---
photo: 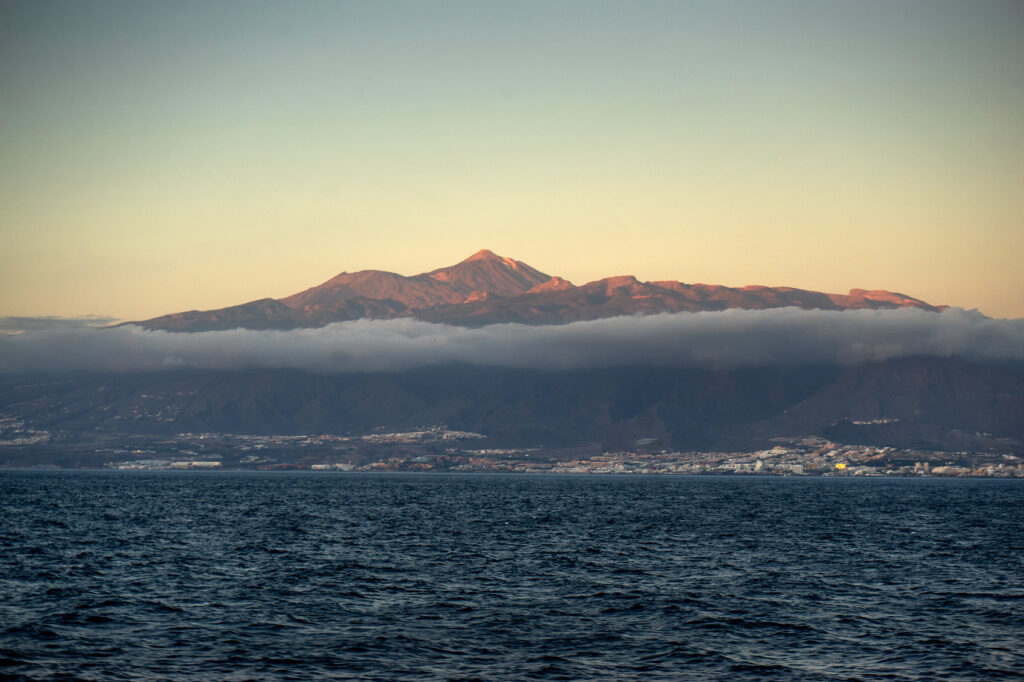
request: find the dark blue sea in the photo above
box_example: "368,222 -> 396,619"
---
1,472 -> 1022,680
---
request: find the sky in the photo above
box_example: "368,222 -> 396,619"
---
2,0 -> 1022,321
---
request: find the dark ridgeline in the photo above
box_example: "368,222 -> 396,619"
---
1,472 -> 1022,680
2,357 -> 1023,459
132,249 -> 943,331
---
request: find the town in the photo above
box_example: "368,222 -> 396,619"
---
1,414 -> 1020,476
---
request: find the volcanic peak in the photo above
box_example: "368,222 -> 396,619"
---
461,248 -> 502,263
134,250 -> 946,331
422,249 -> 550,295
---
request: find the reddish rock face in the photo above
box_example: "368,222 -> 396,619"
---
278,249 -> 551,313
420,249 -> 551,298
527,277 -> 575,294
134,250 -> 945,331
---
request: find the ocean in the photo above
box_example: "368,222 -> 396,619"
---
1,471 -> 1022,680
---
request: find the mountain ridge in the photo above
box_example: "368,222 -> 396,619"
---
135,250 -> 944,331
3,357 -> 1020,454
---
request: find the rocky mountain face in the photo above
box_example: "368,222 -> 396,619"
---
280,249 -> 551,312
135,250 -> 942,331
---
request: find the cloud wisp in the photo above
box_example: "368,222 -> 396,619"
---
0,315 -> 119,335
0,308 -> 1021,375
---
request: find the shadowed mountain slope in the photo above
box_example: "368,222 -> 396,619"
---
2,358 -> 1020,452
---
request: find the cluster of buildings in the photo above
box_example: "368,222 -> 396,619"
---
112,459 -> 221,470
531,444 -> 1023,477
337,435 -> 1021,477
360,427 -> 486,444
287,438 -> 1022,477
0,415 -> 50,446
1,412 -> 1018,477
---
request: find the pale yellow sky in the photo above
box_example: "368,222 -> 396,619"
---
1,2 -> 1022,320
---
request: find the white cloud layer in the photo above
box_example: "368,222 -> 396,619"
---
0,308 -> 1022,374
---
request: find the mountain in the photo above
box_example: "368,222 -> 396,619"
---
3,247 -> 1015,459
280,249 -> 551,312
3,358 -> 1021,454
134,250 -> 942,331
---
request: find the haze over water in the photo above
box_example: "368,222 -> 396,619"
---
2,471 -> 1021,680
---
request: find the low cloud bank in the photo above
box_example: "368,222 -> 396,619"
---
0,315 -> 118,334
0,308 -> 1021,374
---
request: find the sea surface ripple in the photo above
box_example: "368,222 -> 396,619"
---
1,472 -> 1022,680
